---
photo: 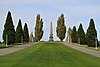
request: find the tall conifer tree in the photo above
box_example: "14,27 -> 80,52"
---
86,19 -> 97,47
23,23 -> 29,42
56,14 -> 66,41
78,24 -> 86,44
71,26 -> 78,43
15,19 -> 23,43
3,11 -> 15,45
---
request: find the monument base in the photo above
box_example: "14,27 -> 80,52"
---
49,37 -> 53,41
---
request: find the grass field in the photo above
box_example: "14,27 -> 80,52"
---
0,44 -> 7,49
0,44 -> 16,49
0,42 -> 100,67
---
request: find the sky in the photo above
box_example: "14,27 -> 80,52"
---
0,0 -> 100,41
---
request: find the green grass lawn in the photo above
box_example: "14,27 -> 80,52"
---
0,42 -> 100,67
0,44 -> 17,49
0,44 -> 7,49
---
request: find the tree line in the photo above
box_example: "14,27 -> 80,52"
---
2,11 -> 66,45
2,11 -> 44,45
71,19 -> 99,47
2,11 -> 99,47
3,11 -> 29,45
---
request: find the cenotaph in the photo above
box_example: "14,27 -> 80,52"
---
49,22 -> 54,41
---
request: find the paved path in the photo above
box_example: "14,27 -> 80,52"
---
0,42 -> 37,56
63,42 -> 100,58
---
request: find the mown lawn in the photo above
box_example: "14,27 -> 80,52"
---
0,44 -> 7,49
0,44 -> 17,49
0,42 -> 100,67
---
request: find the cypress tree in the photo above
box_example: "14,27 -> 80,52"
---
86,19 -> 97,47
3,11 -> 15,45
56,13 -> 66,41
15,19 -> 24,43
23,23 -> 29,42
71,26 -> 78,43
77,24 -> 86,44
35,14 -> 40,41
35,14 -> 44,41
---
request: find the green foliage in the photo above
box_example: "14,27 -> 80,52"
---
2,11 -> 15,45
71,26 -> 78,43
97,39 -> 100,47
35,14 -> 44,41
77,24 -> 86,44
86,19 -> 98,47
39,19 -> 44,40
0,42 -> 100,67
15,19 -> 24,43
56,13 -> 66,41
23,23 -> 29,42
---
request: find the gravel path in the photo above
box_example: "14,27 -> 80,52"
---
63,42 -> 100,58
0,42 -> 37,56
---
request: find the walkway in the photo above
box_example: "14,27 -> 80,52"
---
0,42 -> 37,56
63,42 -> 100,58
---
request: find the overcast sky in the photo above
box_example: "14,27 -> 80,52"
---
0,0 -> 100,41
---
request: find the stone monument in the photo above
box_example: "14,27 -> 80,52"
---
49,22 -> 54,41
29,32 -> 33,42
67,27 -> 72,43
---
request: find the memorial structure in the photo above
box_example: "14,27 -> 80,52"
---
67,27 -> 72,43
29,32 -> 33,42
49,22 -> 54,41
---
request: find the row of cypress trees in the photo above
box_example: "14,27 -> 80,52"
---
15,19 -> 29,43
3,12 -> 66,43
3,11 -> 98,47
3,11 -> 29,45
71,19 -> 99,47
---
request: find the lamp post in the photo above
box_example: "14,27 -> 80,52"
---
95,37 -> 97,50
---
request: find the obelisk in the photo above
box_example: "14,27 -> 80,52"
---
49,22 -> 54,41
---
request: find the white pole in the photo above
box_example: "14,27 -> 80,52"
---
95,37 -> 97,50
6,35 -> 8,47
